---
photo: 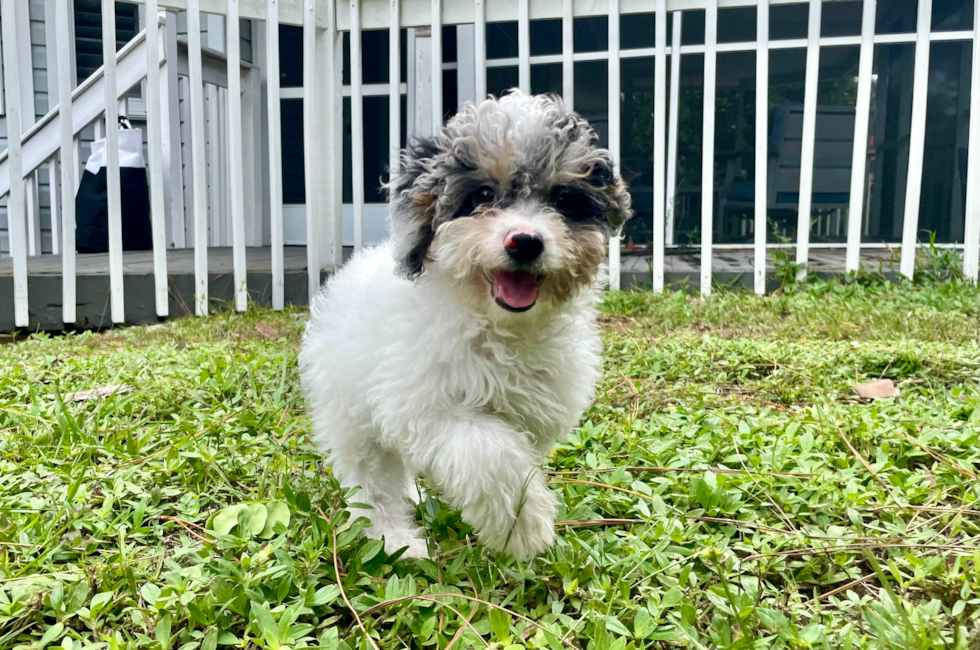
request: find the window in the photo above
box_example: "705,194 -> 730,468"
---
673,54 -> 705,244
530,20 -> 562,56
718,7 -> 757,43
714,51 -> 757,244
487,22 -> 518,59
810,45 -> 861,243
574,16 -> 608,53
876,0 -> 918,34
863,43 -> 916,242
681,10 -> 705,46
821,1 -> 862,37
531,64 -> 563,96
767,49 -> 807,240
932,0 -> 975,31
574,61 -> 609,147
919,41 -> 973,243
770,4 -> 809,40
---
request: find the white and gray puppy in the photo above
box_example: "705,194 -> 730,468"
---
300,91 -> 632,559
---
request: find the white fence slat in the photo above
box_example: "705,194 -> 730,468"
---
390,0 -> 401,177
963,0 -> 980,281
49,161 -> 61,255
330,1 -> 344,266
794,0 -> 822,281
188,0 -> 211,314
165,13 -> 186,249
562,0 -> 572,109
652,0 -> 667,293
754,0 -> 769,295
700,1 -> 717,296
27,176 -> 40,256
607,0 -> 621,290
2,0 -> 28,327
474,0 -> 486,100
103,0 -> 126,323
267,0 -> 285,308
431,0 -> 442,132
304,0 -> 321,301
351,0 -> 365,250
665,11 -> 681,246
56,0 -> 77,323
146,1 -> 169,317
900,0 -> 933,279
227,0 -> 249,310
518,0 -> 530,93
74,135 -> 82,193
845,0 -> 876,274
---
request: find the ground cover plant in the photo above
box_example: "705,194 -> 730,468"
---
0,271 -> 977,649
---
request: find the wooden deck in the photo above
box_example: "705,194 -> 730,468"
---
0,246 -> 902,331
0,247 -> 342,331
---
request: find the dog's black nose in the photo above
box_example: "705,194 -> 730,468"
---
505,232 -> 544,264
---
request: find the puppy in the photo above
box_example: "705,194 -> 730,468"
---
300,91 -> 632,559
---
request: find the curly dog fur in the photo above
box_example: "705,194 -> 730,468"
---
300,91 -> 632,559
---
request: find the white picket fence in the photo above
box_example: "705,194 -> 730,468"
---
2,0 -> 979,329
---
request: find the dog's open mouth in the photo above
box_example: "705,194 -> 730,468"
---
490,270 -> 543,312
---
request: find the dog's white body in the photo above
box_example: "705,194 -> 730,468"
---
300,242 -> 601,558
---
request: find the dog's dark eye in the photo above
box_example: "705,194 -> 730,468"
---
471,186 -> 495,206
456,186 -> 497,218
551,187 -> 598,222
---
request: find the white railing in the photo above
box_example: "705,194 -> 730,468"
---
1,0 -> 979,330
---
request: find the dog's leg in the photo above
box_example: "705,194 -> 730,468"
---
332,441 -> 429,559
406,411 -> 557,559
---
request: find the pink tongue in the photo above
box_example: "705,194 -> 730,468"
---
493,270 -> 538,309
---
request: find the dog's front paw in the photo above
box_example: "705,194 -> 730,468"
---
503,484 -> 557,559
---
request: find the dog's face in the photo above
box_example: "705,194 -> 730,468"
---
387,91 -> 632,318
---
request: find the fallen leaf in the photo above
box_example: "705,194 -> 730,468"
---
855,379 -> 899,399
64,384 -> 135,402
255,324 -> 279,339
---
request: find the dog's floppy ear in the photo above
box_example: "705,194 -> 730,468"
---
588,154 -> 634,235
387,136 -> 444,279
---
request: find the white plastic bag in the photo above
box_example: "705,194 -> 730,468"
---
84,128 -> 146,174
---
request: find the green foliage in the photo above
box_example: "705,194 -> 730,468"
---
0,279 -> 976,648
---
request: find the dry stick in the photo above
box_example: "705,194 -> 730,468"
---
810,574 -> 876,603
829,415 -> 892,493
865,505 -> 980,516
359,593 -> 579,649
891,429 -> 979,481
729,425 -> 799,534
127,407 -> 245,466
548,478 -> 682,515
688,516 -> 794,536
332,529 -> 382,650
905,511 -> 947,534
0,553 -> 167,584
555,518 -> 643,528
546,467 -> 813,479
162,516 -> 215,547
551,480 -> 793,536
444,578 -> 485,650
741,543 -> 978,563
412,597 -> 489,649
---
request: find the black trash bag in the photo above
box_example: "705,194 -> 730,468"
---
76,122 -> 152,253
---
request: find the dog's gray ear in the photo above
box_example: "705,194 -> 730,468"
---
387,136 -> 444,279
588,155 -> 634,234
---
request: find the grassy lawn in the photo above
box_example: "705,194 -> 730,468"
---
0,275 -> 977,649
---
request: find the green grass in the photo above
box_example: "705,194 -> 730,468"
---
0,275 -> 977,649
